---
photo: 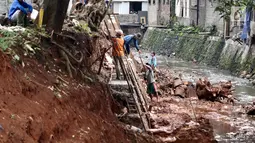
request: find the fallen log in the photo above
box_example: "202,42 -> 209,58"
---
147,128 -> 172,136
186,86 -> 197,98
175,86 -> 186,98
174,78 -> 183,88
196,88 -> 216,101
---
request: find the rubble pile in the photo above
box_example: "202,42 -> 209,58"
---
156,69 -> 236,103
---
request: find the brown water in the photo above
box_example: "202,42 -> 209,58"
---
134,52 -> 255,142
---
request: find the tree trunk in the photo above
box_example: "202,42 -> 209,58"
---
43,0 -> 69,32
53,0 -> 70,32
43,0 -> 57,31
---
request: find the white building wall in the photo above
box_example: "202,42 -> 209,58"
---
204,0 -> 224,32
175,0 -> 182,17
113,2 -> 121,13
183,0 -> 189,18
120,2 -> 130,14
142,2 -> 148,11
148,0 -> 158,25
112,2 -> 130,14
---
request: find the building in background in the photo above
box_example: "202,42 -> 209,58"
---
175,0 -> 205,26
174,0 -> 244,37
148,0 -> 170,25
112,0 -> 148,24
112,0 -> 148,14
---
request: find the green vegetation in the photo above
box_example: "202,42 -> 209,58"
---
0,30 -> 17,51
172,24 -> 204,35
215,0 -> 255,21
0,28 -> 47,65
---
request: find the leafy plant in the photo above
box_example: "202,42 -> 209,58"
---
0,30 -> 17,51
215,0 -> 255,21
172,22 -> 204,36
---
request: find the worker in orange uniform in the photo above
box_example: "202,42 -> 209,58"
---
112,30 -> 125,80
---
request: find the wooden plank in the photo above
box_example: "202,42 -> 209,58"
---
126,59 -> 148,111
118,57 -> 149,131
129,57 -> 149,107
105,14 -> 149,130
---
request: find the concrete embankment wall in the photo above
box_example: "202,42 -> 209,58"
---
142,27 -> 255,74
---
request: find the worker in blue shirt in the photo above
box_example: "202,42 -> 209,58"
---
150,52 -> 157,70
124,33 -> 142,55
8,0 -> 33,27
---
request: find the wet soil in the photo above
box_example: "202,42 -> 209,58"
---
0,45 -> 162,143
130,58 -> 217,142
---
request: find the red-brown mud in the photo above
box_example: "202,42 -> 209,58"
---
0,46 -> 161,143
138,68 -> 232,143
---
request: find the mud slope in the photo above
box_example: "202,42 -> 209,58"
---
0,48 -> 154,143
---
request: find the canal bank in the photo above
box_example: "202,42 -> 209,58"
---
132,51 -> 255,142
142,27 -> 255,75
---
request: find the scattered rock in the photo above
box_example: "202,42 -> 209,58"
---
246,106 -> 255,115
240,71 -> 247,78
0,125 -> 3,132
246,74 -> 252,79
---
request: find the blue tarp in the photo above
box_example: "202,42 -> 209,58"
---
241,7 -> 252,40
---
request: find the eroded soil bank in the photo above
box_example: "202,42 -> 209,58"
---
0,49 -> 140,142
0,26 -> 163,142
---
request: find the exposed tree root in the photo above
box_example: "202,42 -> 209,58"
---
60,50 -> 73,78
51,41 -> 83,64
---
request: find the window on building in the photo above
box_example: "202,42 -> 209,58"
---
113,2 -> 120,14
163,0 -> 165,5
181,7 -> 184,17
149,0 -> 151,5
153,0 -> 155,5
166,0 -> 169,5
158,0 -> 161,4
130,2 -> 142,14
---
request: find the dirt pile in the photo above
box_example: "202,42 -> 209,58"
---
0,26 -> 162,142
0,48 -> 125,142
171,117 -> 217,143
147,96 -> 217,143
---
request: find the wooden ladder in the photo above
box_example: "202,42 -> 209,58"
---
104,15 -> 150,131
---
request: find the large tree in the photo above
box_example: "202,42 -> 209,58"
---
42,0 -> 70,32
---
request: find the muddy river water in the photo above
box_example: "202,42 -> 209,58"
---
134,52 -> 255,143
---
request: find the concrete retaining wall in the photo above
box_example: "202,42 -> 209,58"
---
116,14 -> 139,23
142,27 -> 254,74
